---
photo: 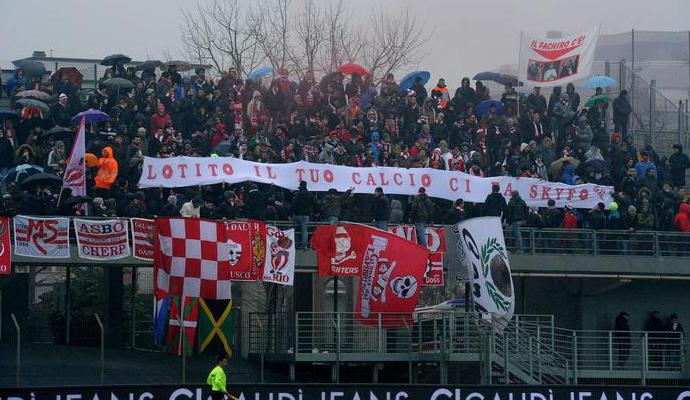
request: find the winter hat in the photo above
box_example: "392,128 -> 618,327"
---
607,202 -> 619,211
167,195 -> 177,205
519,143 -> 529,152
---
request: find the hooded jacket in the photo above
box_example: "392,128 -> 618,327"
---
5,69 -> 30,97
94,147 -> 119,189
674,203 -> 690,233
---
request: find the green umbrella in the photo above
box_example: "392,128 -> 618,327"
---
584,94 -> 610,108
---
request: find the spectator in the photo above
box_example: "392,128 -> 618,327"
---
634,151 -> 657,182
565,83 -> 580,112
668,144 -> 690,188
526,205 -> 544,229
444,199 -> 465,225
160,194 -> 180,216
613,311 -> 631,368
371,187 -> 390,230
389,198 -> 404,224
587,203 -> 606,230
505,191 -> 528,253
219,191 -> 242,219
291,181 -> 315,250
562,204 -> 578,228
0,129 -> 13,175
483,183 -> 506,218
612,90 -> 632,139
667,314 -> 684,368
645,311 -> 666,368
47,140 -> 67,174
94,146 -> 118,194
180,197 -> 201,218
409,187 -> 435,246
541,199 -> 562,228
526,87 -> 547,116
674,203 -> 690,232
322,188 -> 352,225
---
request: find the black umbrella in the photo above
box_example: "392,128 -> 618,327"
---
41,126 -> 73,140
103,78 -> 134,89
12,59 -> 46,78
15,98 -> 50,112
578,159 -> 610,175
101,54 -> 132,66
135,60 -> 163,71
3,164 -> 44,184
61,195 -> 92,207
15,90 -> 52,101
165,60 -> 193,71
212,140 -> 234,156
0,110 -> 19,120
20,172 -> 62,187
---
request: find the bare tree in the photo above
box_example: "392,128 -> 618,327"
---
289,0 -> 325,77
318,0 -> 364,74
248,0 -> 293,73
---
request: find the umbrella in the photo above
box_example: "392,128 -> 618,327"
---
15,98 -> 50,112
586,75 -> 616,89
41,126 -> 73,140
472,71 -> 501,81
15,90 -> 52,101
50,67 -> 83,86
135,60 -> 163,71
85,153 -> 99,167
0,110 -> 19,120
495,74 -> 523,87
319,71 -> 344,91
400,71 -> 431,90
72,108 -> 110,124
101,54 -> 131,66
3,164 -> 44,184
578,159 -> 610,175
338,63 -> 367,76
584,94 -> 610,108
548,157 -> 581,178
103,78 -> 134,89
12,59 -> 46,78
247,65 -> 273,81
20,172 -> 62,187
212,140 -> 234,156
476,99 -> 504,117
61,195 -> 92,207
165,60 -> 193,71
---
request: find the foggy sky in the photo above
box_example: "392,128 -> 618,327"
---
2,0 -> 689,87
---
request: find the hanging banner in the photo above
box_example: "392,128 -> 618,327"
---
139,157 -> 612,209
263,227 -> 295,286
13,216 -> 70,258
311,224 -> 368,277
225,220 -> 267,281
131,218 -> 154,261
457,217 -> 515,327
388,225 -> 417,242
423,227 -> 446,287
0,217 -> 11,274
519,26 -> 600,87
74,219 -> 130,260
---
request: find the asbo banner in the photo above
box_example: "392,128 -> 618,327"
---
74,219 -> 131,260
519,26 -> 600,87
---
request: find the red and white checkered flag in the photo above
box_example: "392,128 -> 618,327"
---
154,218 -> 232,300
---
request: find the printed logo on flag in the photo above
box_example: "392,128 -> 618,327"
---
131,218 -> 154,261
263,227 -> 295,286
423,227 -> 446,287
14,216 -> 70,258
74,219 -> 130,260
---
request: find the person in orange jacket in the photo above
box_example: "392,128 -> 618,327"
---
431,78 -> 450,109
94,146 -> 118,190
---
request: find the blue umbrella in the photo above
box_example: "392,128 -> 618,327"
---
476,99 -> 504,118
400,71 -> 430,90
472,71 -> 501,81
72,108 -> 110,124
586,75 -> 616,89
248,65 -> 273,81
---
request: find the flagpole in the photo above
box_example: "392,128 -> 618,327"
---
180,295 -> 186,384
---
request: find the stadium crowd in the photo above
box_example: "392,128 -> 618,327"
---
0,61 -> 689,243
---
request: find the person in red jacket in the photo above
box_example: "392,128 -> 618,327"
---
150,102 -> 172,134
674,203 -> 690,232
562,204 -> 579,229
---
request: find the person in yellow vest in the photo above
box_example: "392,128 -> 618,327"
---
207,354 -> 229,400
94,146 -> 118,190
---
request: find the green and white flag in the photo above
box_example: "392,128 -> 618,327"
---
456,217 -> 515,327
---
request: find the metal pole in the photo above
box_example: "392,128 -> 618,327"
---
131,267 -> 137,348
11,314 -> 20,387
94,313 -> 104,384
93,64 -> 98,89
65,266 -> 71,345
179,300 -> 186,384
650,79 -> 656,142
679,101 -> 684,145
642,333 -> 648,385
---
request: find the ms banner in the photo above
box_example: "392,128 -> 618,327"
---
3,384 -> 690,400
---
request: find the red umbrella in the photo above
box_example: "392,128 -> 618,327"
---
338,63 -> 368,76
50,67 -> 83,86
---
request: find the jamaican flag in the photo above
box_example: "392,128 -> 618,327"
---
198,298 -> 233,355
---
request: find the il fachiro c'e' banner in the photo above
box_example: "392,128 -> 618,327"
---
519,26 -> 600,87
139,157 -> 612,209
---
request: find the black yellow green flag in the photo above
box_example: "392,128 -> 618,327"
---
198,298 -> 233,355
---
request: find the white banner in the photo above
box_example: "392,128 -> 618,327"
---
74,219 -> 130,260
519,26 -> 600,87
13,216 -> 71,258
457,217 -> 514,326
139,157 -> 612,209
263,227 -> 295,286
61,116 -> 87,212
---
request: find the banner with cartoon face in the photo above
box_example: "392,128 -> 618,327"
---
263,227 -> 295,286
456,217 -> 515,326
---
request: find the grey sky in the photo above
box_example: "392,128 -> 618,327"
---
2,0 -> 689,85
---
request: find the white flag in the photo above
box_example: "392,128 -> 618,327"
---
62,116 -> 87,208
518,26 -> 600,87
456,217 -> 514,327
263,227 -> 295,286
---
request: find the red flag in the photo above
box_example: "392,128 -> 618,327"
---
131,218 -> 154,261
0,217 -> 10,274
311,224 -> 367,276
167,295 -> 199,355
226,220 -> 267,281
355,227 -> 429,328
